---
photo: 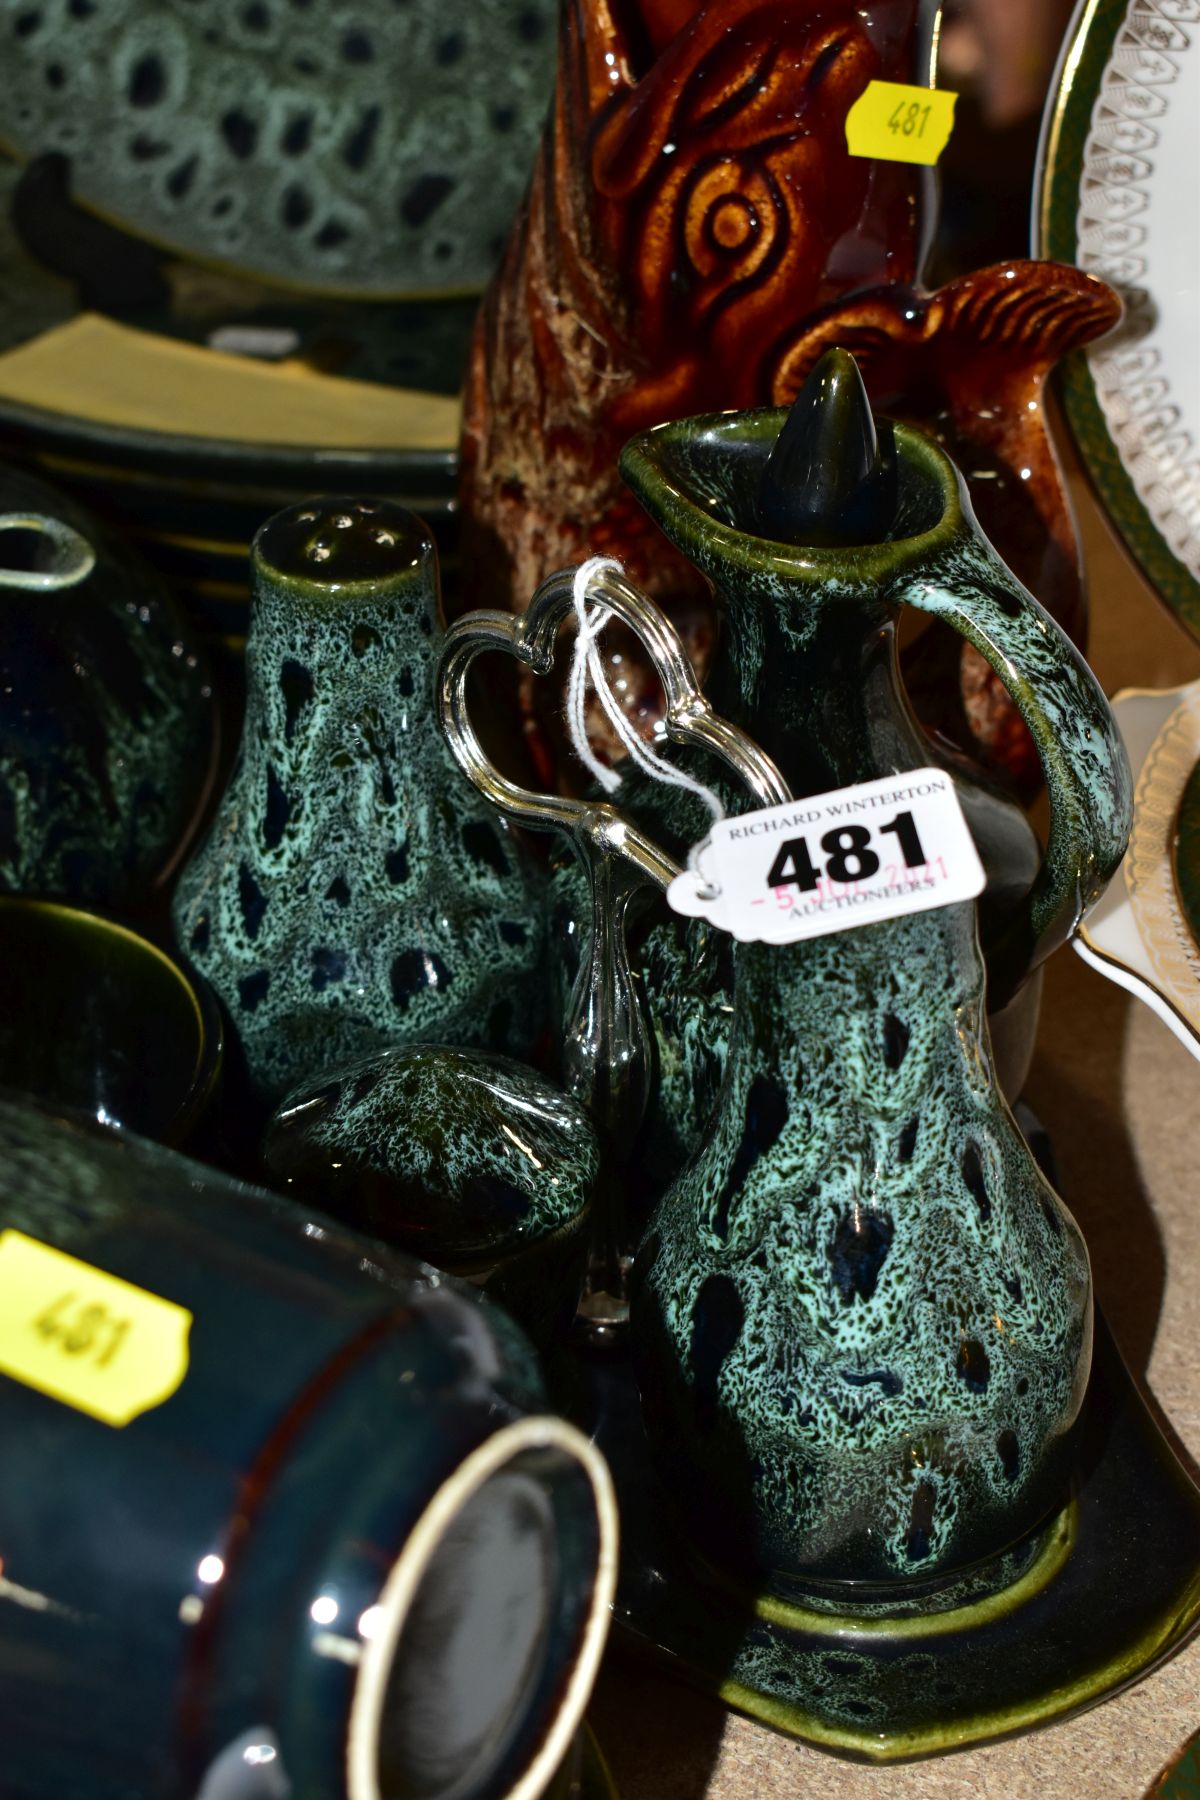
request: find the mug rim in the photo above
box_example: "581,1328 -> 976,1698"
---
0,510 -> 96,592
345,1414 -> 618,1800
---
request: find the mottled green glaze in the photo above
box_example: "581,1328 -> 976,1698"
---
634,903 -> 1093,1588
264,1045 -> 597,1345
619,406 -> 1132,1006
0,463 -> 216,906
619,401 -> 1132,1590
173,498 -> 545,1104
0,0 -> 554,296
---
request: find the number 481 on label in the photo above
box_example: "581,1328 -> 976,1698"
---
666,769 -> 985,946
0,1231 -> 192,1427
766,810 -> 932,891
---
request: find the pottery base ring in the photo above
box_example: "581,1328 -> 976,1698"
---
347,1416 -> 618,1800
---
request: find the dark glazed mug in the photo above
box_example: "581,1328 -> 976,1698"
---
0,1101 -> 616,1799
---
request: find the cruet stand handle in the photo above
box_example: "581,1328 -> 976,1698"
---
437,564 -> 791,1330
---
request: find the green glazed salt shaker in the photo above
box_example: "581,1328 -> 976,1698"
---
618,357 -> 1132,1593
173,498 -> 547,1105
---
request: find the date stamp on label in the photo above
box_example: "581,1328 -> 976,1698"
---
668,768 -> 984,945
0,1231 -> 192,1427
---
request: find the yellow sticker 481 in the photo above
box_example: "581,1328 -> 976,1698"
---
0,1230 -> 191,1426
845,81 -> 957,166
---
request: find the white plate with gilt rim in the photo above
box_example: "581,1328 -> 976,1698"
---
1075,681 -> 1200,1057
1036,0 -> 1200,633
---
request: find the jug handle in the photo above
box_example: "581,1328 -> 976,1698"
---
0,512 -> 95,591
890,533 -> 1133,1007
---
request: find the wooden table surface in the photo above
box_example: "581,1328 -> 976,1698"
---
588,449 -> 1200,1800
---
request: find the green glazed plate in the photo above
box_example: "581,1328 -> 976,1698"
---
0,0 -> 554,297
1035,0 -> 1200,633
575,1313 -> 1200,1761
0,160 -> 463,636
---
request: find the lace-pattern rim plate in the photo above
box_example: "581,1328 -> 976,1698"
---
1036,0 -> 1200,633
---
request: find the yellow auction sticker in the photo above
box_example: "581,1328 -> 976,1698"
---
845,81 -> 957,166
0,1230 -> 192,1426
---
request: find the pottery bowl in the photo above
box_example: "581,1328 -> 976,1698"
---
0,896 -> 221,1143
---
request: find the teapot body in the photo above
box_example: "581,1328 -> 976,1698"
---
0,465 -> 217,907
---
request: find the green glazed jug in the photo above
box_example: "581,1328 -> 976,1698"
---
173,498 -> 547,1106
617,359 -> 1131,1592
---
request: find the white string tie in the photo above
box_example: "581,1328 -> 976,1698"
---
566,556 -> 726,835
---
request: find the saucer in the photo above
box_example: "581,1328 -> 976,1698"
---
1075,683 -> 1200,1060
571,1313 -> 1200,1761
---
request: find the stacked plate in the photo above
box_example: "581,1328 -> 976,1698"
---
1038,0 -> 1200,1052
0,157 -> 474,638
0,0 -> 559,636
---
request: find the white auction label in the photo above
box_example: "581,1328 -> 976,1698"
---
668,767 -> 984,945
